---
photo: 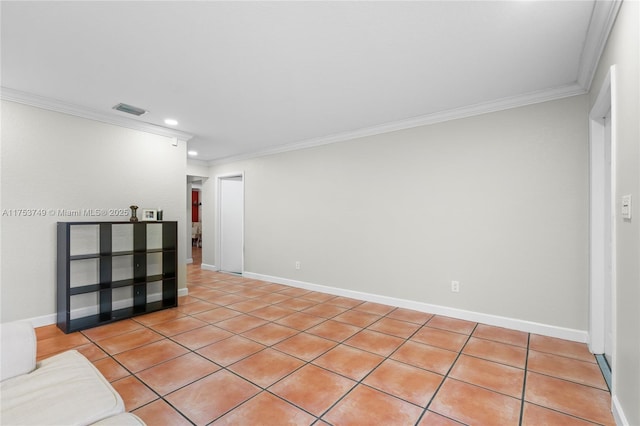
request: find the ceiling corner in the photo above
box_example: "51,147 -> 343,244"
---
576,0 -> 623,91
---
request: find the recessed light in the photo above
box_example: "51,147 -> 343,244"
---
164,118 -> 178,126
188,151 -> 198,156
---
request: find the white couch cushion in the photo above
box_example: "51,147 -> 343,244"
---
0,321 -> 36,381
1,350 -> 124,425
92,413 -> 146,425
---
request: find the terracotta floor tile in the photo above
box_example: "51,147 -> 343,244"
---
132,309 -> 186,327
527,350 -> 608,390
472,324 -> 529,347
97,328 -> 164,355
111,375 -> 158,411
344,329 -> 405,357
149,316 -> 208,337
249,305 -> 296,321
229,348 -> 304,388
241,323 -> 299,346
387,307 -> 434,325
75,342 -> 108,361
522,402 -> 599,426
269,364 -> 356,416
228,299 -> 270,313
197,335 -> 265,366
81,319 -> 144,341
417,411 -> 465,426
391,341 -> 458,375
177,295 -> 200,305
192,306 -> 241,323
133,399 -> 193,426
323,384 -> 423,425
525,372 -> 615,425
170,325 -> 233,350
257,292 -> 292,305
313,344 -> 384,381
165,370 -> 260,425
36,332 -> 91,360
430,378 -> 521,426
212,391 -> 316,425
449,354 -> 524,398
462,337 -> 527,368
93,357 -> 130,382
307,320 -> 361,342
275,297 -> 318,311
301,291 -> 336,303
278,287 -> 312,298
326,296 -> 364,309
214,314 -> 268,333
303,303 -> 348,319
529,334 -> 596,363
364,359 -> 443,406
114,339 -> 189,372
275,311 -> 326,331
411,326 -> 468,352
205,293 -> 247,306
35,324 -> 64,340
367,317 -> 421,339
175,300 -> 218,315
353,301 -> 396,315
333,310 -> 381,327
273,333 -> 337,361
426,315 -> 477,335
136,352 -> 219,395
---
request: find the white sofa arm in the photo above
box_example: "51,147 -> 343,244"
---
0,321 -> 36,381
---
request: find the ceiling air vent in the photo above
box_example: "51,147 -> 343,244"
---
113,103 -> 147,116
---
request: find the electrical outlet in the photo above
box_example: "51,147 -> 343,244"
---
295,261 -> 301,270
451,281 -> 460,293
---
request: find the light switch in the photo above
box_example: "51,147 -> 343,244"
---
621,194 -> 632,219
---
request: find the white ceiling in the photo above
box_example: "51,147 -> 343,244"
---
1,1 -> 617,163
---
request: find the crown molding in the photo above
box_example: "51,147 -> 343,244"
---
210,82 -> 586,165
577,0 -> 622,90
1,87 -> 194,141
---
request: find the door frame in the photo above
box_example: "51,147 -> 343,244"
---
588,66 -> 617,375
216,172 -> 245,274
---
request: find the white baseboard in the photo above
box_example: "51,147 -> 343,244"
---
186,258 -> 193,264
243,271 -> 589,343
612,394 -> 629,426
200,263 -> 218,272
24,288 -> 190,328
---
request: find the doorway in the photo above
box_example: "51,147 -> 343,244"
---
589,65 -> 616,387
218,174 -> 244,274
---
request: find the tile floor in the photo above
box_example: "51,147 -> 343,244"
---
36,261 -> 615,425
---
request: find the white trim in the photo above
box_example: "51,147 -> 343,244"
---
243,271 -> 588,343
209,83 -> 586,165
186,258 -> 194,264
1,87 -> 194,141
22,288 -> 189,327
201,263 -> 218,272
577,0 -> 623,90
588,65 -> 617,381
612,395 -> 630,426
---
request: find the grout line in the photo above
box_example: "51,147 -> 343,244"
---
519,332 -> 531,425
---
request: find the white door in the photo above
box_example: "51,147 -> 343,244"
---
603,109 -> 613,366
220,176 -> 243,274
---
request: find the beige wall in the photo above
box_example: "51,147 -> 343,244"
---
206,94 -> 590,333
590,1 -> 640,424
0,101 -> 188,323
